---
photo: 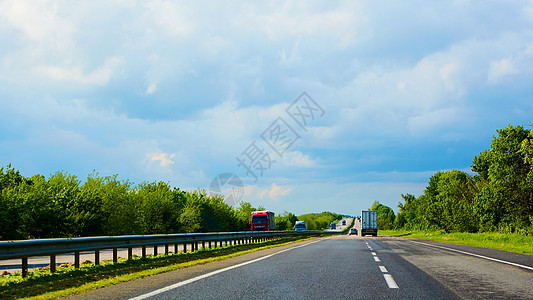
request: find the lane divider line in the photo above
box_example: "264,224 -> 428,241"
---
409,240 -> 533,271
383,274 -> 399,288
365,240 -> 399,289
130,238 -> 328,300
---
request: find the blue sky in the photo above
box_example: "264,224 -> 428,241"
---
1,1 -> 533,216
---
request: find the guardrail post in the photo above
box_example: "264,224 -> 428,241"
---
113,248 -> 118,263
50,255 -> 56,273
142,246 -> 146,258
75,251 -> 80,268
183,243 -> 187,253
128,247 -> 133,259
165,244 -> 169,255
22,257 -> 28,278
95,250 -> 100,265
194,241 -> 198,251
208,241 -> 212,248
174,243 -> 178,253
154,245 -> 158,256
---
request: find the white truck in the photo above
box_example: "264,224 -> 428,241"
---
361,210 -> 378,236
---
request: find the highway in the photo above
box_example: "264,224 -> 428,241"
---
64,235 -> 533,299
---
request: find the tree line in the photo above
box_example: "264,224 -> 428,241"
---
297,212 -> 343,230
0,169 -> 269,240
374,124 -> 533,235
0,165 -> 343,240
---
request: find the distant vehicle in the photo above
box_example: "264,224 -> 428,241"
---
361,210 -> 378,236
342,219 -> 346,226
249,211 -> 275,231
294,221 -> 307,231
349,228 -> 358,235
330,222 -> 336,230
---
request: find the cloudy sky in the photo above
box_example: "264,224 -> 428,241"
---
1,0 -> 532,216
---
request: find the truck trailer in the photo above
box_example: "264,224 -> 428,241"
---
250,211 -> 275,231
361,210 -> 378,236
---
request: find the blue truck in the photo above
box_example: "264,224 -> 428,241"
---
330,222 -> 336,230
294,221 -> 307,231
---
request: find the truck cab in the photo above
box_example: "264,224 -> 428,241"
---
330,222 -> 336,230
250,211 -> 275,231
294,221 -> 307,231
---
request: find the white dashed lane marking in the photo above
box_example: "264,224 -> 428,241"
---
366,240 -> 398,289
383,274 -> 399,288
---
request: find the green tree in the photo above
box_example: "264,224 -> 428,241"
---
96,175 -> 137,235
298,212 -> 342,230
134,181 -> 180,234
370,201 -> 395,230
472,124 -> 532,232
276,211 -> 298,230
425,171 -> 477,232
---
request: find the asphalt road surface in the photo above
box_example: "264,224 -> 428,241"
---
64,235 -> 533,299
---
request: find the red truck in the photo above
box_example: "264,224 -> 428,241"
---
249,211 -> 275,231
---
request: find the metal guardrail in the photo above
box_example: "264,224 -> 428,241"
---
0,230 -> 333,277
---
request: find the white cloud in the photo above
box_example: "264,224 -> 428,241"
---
407,107 -> 462,136
488,57 -> 517,84
146,83 -> 157,95
259,183 -> 292,201
278,151 -> 317,168
0,0 -> 74,41
246,1 -> 364,47
144,0 -> 194,37
37,56 -> 124,85
148,152 -> 176,167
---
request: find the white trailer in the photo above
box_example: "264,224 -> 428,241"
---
361,210 -> 378,236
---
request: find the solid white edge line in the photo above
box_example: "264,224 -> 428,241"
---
409,240 -> 533,271
379,266 -> 388,273
383,274 -> 399,288
130,238 -> 329,300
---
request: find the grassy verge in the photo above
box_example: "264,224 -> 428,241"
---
380,230 -> 533,255
0,235 -> 324,299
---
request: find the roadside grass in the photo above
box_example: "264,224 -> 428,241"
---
380,230 -> 533,255
0,235 -> 324,299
